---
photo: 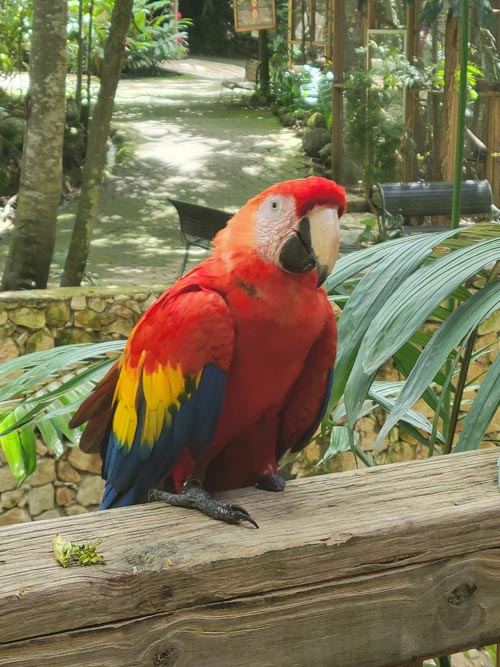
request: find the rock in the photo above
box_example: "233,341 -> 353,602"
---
77,476 -> 105,506
74,309 -> 102,330
29,483 -> 54,516
10,307 -> 46,329
0,338 -> 18,363
102,319 -> 134,337
279,112 -> 296,127
302,128 -> 331,158
71,295 -> 87,310
307,111 -> 327,129
0,507 -> 31,525
55,328 -> 97,345
0,311 -> 7,325
65,504 -> 88,516
478,309 -> 500,336
68,448 -> 102,474
16,330 -> 29,347
46,301 -> 71,327
28,458 -> 56,486
143,295 -> 158,309
87,297 -> 106,313
36,439 -> 49,457
111,304 -> 136,319
57,460 -> 81,483
124,300 -> 142,314
1,488 -> 25,509
26,328 -> 54,353
56,486 -> 76,506
0,466 -> 17,492
33,509 -> 62,521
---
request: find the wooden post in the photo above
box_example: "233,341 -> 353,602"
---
331,0 -> 344,183
2,450 -> 500,665
441,13 -> 459,181
258,30 -> 270,100
404,1 -> 418,181
485,91 -> 500,207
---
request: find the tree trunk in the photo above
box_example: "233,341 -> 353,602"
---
60,0 -> 134,287
1,0 -> 67,291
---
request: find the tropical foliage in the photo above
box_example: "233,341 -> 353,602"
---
322,221 -> 500,466
1,223 -> 500,482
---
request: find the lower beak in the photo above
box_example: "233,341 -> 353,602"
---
279,208 -> 340,286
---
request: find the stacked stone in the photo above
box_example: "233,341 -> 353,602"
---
0,284 -> 164,525
0,285 -> 162,363
0,440 -> 106,525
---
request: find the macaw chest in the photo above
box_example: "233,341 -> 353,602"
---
223,284 -> 328,419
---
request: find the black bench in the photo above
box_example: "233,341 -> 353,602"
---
372,180 -> 497,237
222,59 -> 261,90
168,198 -> 233,277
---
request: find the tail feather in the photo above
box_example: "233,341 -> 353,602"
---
100,481 -> 140,509
70,361 -> 120,453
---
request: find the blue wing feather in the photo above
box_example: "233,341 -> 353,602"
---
100,364 -> 227,509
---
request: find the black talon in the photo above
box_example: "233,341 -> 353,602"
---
228,504 -> 259,529
149,482 -> 259,528
256,472 -> 286,492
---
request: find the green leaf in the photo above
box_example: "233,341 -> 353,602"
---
454,351 -> 500,452
368,387 -> 443,441
0,407 -> 37,483
0,412 -> 27,482
328,229 -> 461,412
374,281 -> 500,450
362,237 -> 500,374
319,426 -> 355,464
37,419 -> 65,459
326,229 -> 459,292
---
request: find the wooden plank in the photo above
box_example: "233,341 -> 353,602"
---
2,450 -> 500,665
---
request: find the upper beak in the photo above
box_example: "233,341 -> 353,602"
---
279,207 -> 340,286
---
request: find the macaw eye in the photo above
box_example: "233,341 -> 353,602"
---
270,199 -> 280,212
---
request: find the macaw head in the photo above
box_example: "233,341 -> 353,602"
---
213,177 -> 346,286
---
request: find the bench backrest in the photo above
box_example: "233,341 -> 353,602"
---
373,180 -> 493,217
245,59 -> 260,83
168,198 -> 232,242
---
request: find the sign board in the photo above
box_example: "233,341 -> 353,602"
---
234,0 -> 276,32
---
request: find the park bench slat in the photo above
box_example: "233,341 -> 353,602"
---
372,180 -> 497,236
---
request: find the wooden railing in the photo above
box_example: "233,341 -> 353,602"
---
1,449 -> 500,666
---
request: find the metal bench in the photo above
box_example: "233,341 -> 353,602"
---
222,59 -> 261,90
372,180 -> 497,237
168,198 -> 233,277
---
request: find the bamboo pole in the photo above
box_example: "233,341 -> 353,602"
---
451,0 -> 469,228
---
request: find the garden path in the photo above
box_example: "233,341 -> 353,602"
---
2,58 -> 367,287
55,58 -> 313,286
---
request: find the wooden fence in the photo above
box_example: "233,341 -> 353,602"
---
1,448 -> 500,666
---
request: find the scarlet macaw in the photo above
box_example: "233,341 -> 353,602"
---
70,177 -> 346,526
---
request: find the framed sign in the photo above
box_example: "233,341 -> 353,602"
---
234,0 -> 276,32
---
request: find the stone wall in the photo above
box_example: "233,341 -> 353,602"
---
0,285 -> 163,525
0,285 -> 499,524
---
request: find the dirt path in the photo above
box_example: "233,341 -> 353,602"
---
53,58 -> 317,287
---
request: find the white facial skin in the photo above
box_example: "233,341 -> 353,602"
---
254,193 -> 340,276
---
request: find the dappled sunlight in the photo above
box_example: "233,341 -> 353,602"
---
0,65 -> 309,287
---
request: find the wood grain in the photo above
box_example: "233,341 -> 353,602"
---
1,449 -> 500,666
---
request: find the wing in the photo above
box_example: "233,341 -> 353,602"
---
276,310 -> 337,459
73,285 -> 234,508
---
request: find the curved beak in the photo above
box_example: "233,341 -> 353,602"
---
279,206 -> 340,286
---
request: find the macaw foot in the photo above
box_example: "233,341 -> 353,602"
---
256,472 -> 286,492
148,479 -> 259,529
